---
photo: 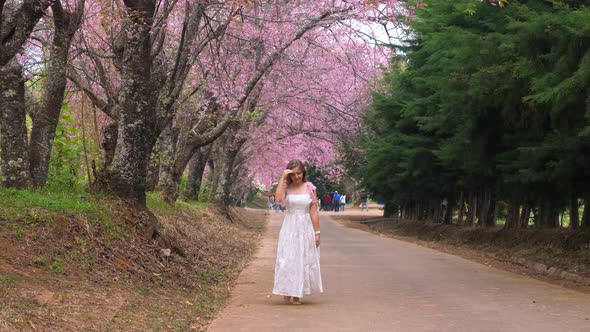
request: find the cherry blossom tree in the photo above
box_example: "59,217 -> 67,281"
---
1,0 -> 52,188
153,0 -> 405,205
1,0 -> 409,206
225,24 -> 389,198
68,0 -> 236,206
0,0 -> 84,188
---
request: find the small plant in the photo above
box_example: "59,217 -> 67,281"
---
0,274 -> 18,288
49,257 -> 64,272
45,105 -> 87,192
22,208 -> 53,225
32,256 -> 64,272
33,256 -> 49,267
12,226 -> 24,239
173,318 -> 188,330
82,310 -> 93,321
74,236 -> 88,252
19,296 -> 44,309
196,269 -> 227,284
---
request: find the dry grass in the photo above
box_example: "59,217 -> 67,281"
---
0,199 -> 267,331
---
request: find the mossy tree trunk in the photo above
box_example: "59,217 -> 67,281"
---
503,202 -> 521,230
581,196 -> 590,228
0,61 -> 31,188
182,146 -> 211,201
29,0 -> 84,188
465,192 -> 476,226
457,192 -> 465,225
569,194 -> 580,229
98,0 -> 158,207
155,124 -> 180,202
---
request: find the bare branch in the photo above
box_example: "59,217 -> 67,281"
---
1,0 -> 52,65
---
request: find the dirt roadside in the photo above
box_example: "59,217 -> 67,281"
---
0,205 -> 266,331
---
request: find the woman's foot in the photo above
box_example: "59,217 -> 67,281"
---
283,296 -> 291,303
292,297 -> 302,305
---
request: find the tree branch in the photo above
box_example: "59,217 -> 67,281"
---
1,0 -> 51,65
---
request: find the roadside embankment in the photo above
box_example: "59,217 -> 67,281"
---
0,189 -> 266,331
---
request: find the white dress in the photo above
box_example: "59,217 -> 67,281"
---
272,192 -> 323,297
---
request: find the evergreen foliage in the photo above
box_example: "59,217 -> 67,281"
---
350,0 -> 590,228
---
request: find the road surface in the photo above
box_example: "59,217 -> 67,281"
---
208,210 -> 590,331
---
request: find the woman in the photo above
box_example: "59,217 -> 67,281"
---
273,159 -> 323,305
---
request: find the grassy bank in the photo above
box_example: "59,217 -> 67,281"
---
0,188 -> 266,331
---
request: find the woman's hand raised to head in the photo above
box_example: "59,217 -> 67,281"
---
281,169 -> 294,179
275,169 -> 293,203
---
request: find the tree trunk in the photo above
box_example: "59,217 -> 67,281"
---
1,0 -> 51,66
569,194 -> 580,230
208,135 -> 229,202
205,158 -> 215,195
383,201 -> 397,218
409,203 -> 415,220
433,201 -> 442,223
479,191 -> 496,228
537,201 -> 547,228
227,151 -> 248,206
488,198 -> 498,227
466,192 -> 476,226
457,192 -> 465,225
431,200 -> 440,222
100,123 -> 118,170
503,202 -> 520,230
548,205 -> 559,228
442,198 -> 454,225
183,146 -> 211,201
416,202 -> 424,221
538,199 -> 559,228
207,122 -> 247,206
155,124 -> 179,196
145,142 -> 160,192
519,204 -> 531,228
581,196 -> 590,228
0,61 -> 31,188
28,1 -> 83,188
99,3 -> 157,207
477,192 -> 487,227
220,138 -> 246,206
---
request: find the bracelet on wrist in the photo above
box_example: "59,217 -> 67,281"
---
315,230 -> 320,235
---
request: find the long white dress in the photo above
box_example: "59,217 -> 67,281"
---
272,191 -> 323,298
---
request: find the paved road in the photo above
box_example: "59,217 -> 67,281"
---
208,211 -> 590,332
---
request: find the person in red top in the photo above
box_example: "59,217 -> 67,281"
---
322,193 -> 332,211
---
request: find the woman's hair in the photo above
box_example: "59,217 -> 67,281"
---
285,159 -> 307,185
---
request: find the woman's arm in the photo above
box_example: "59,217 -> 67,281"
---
309,190 -> 320,247
275,169 -> 292,205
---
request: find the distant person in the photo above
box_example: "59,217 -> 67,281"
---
273,159 -> 323,305
339,194 -> 346,211
332,191 -> 341,212
360,192 -> 368,211
268,194 -> 275,210
322,193 -> 332,211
